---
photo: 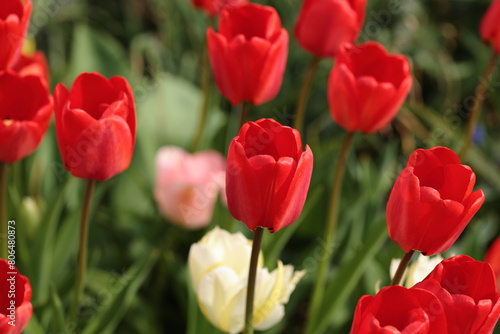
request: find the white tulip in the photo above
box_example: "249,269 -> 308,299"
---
188,226 -> 305,334
390,254 -> 444,288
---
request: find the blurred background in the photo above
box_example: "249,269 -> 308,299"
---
10,0 -> 500,332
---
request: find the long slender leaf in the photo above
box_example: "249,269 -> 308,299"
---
81,250 -> 159,334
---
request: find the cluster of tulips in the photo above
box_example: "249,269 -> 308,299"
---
1,0 -> 500,332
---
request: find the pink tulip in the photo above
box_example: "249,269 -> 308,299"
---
154,146 -> 226,229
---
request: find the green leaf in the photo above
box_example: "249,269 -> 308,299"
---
310,219 -> 387,334
50,283 -> 66,334
81,250 -> 159,334
23,313 -> 45,334
65,23 -> 129,84
31,177 -> 73,305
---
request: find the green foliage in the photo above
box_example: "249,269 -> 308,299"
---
6,0 -> 499,332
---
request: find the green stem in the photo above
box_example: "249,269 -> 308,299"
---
244,227 -> 264,334
69,179 -> 95,322
460,52 -> 498,159
305,131 -> 354,334
239,102 -> 251,128
293,57 -> 320,133
390,250 -> 415,286
0,162 -> 7,260
191,35 -> 211,152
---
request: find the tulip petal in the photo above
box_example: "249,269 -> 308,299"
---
415,188 -> 464,255
68,72 -> 120,119
272,146 -> 313,232
226,141 -> 270,230
252,29 -> 288,105
328,63 -> 361,132
230,36 -> 271,104
0,121 -> 42,162
354,77 -> 397,133
386,167 -> 421,253
207,29 -> 244,106
66,116 -> 133,181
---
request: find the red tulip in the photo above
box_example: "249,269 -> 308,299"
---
207,3 -> 288,106
54,72 -> 136,181
0,0 -> 32,70
386,147 -> 485,256
328,42 -> 412,134
480,0 -> 500,54
0,259 -> 32,334
485,235 -> 500,290
414,255 -> 500,333
11,51 -> 50,88
0,71 -> 52,163
350,285 -> 448,333
191,0 -> 248,17
294,0 -> 366,58
226,118 -> 313,233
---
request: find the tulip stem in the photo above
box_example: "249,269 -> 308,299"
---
240,102 -> 251,128
390,250 -> 415,286
293,57 -> 320,133
69,179 -> 95,323
0,162 -> 7,260
305,131 -> 354,334
191,32 -> 212,152
459,52 -> 498,160
244,227 -> 264,334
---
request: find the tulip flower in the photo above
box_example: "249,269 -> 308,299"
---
350,285 -> 448,333
226,118 -> 313,233
207,3 -> 289,106
0,71 -> 52,163
414,255 -> 500,333
480,0 -> 500,54
485,235 -> 500,290
0,259 -> 32,334
11,51 -> 50,88
188,227 -> 305,333
190,0 -> 248,17
294,0 -> 366,58
54,72 -> 136,181
154,146 -> 226,229
390,254 -> 443,288
386,147 -> 485,256
0,0 -> 32,70
328,42 -> 412,134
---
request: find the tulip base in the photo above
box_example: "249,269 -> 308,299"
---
69,179 -> 95,323
244,227 -> 264,334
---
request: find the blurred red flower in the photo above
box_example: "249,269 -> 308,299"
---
480,0 -> 500,53
350,285 -> 448,333
11,51 -> 50,88
0,259 -> 32,334
54,72 -> 136,181
0,0 -> 32,70
328,42 -> 412,134
226,118 -> 313,233
207,3 -> 288,106
485,235 -> 500,290
386,147 -> 484,256
0,70 -> 52,163
191,0 -> 248,17
294,0 -> 366,58
414,255 -> 500,333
